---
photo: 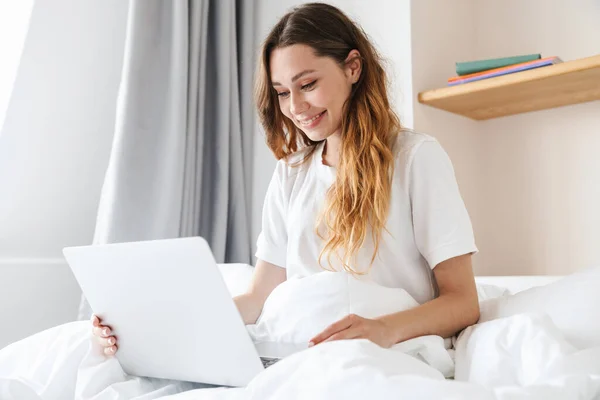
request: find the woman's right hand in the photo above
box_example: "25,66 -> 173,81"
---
91,314 -> 118,356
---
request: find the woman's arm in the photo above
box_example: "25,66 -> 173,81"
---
233,259 -> 287,325
309,254 -> 479,347
379,254 -> 480,343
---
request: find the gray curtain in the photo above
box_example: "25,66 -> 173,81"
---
78,0 -> 255,320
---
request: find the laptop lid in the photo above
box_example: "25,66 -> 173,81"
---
63,236 -> 263,387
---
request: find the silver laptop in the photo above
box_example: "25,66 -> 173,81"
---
63,236 -> 305,387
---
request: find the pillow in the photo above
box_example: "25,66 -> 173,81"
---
217,263 -> 254,297
247,271 -> 420,344
245,271 -> 458,376
478,265 -> 600,349
475,283 -> 510,302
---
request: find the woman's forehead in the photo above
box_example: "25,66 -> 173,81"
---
270,45 -> 335,84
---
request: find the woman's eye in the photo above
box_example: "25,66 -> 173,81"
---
275,81 -> 315,99
301,81 -> 316,90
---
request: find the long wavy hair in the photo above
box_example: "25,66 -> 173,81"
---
254,3 -> 402,274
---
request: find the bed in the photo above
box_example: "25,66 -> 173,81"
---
0,264 -> 598,400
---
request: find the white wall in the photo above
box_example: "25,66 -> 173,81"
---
0,0 -> 128,349
470,0 -> 600,275
411,0 -> 600,276
251,0 -> 413,252
0,1 -> 34,129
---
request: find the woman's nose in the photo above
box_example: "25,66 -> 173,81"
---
290,93 -> 308,116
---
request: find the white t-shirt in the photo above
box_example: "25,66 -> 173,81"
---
255,129 -> 478,304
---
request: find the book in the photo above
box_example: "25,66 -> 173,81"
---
448,56 -> 562,86
448,56 -> 562,83
456,54 -> 541,76
448,56 -> 558,82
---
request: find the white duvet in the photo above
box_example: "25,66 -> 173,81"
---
1,271 -> 599,400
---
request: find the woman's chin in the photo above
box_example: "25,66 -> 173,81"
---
303,129 -> 331,143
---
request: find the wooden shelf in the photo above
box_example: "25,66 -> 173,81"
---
417,54 -> 600,120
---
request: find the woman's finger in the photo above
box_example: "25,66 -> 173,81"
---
97,335 -> 117,347
309,314 -> 356,346
104,345 -> 118,356
92,325 -> 112,338
324,328 -> 361,343
91,315 -> 100,327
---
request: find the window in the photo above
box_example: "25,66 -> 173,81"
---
0,0 -> 34,134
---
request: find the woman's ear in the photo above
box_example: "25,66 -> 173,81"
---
344,49 -> 362,84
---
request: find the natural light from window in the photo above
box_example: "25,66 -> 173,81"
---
0,0 -> 34,134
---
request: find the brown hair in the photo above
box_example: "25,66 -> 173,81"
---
254,3 -> 402,274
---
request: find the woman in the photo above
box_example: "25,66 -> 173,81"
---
93,2 -> 480,356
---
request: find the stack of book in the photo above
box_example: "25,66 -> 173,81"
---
449,54 -> 563,86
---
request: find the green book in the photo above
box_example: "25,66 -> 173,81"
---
456,54 -> 541,76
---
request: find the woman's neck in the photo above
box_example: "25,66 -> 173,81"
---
322,133 -> 342,168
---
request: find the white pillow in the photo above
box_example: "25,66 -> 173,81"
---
475,283 -> 510,302
247,271 -> 419,344
217,263 -> 254,297
478,265 -> 600,349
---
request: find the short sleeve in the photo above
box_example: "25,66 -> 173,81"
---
255,161 -> 288,268
409,140 -> 478,269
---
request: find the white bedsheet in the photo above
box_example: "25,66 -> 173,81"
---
1,313 -> 599,400
1,268 -> 599,400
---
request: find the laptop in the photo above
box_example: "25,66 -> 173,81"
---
63,236 -> 306,387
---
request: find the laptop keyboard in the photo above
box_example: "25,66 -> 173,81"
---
260,357 -> 280,368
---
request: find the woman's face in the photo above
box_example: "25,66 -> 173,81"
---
270,44 -> 360,142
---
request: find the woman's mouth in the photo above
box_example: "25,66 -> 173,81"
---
298,110 -> 326,128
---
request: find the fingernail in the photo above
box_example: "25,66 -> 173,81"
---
308,341 -> 314,347
108,337 -> 115,345
103,328 -> 109,336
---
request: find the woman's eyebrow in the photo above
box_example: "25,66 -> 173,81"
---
272,69 -> 316,86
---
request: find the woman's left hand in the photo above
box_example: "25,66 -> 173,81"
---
308,314 -> 396,348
